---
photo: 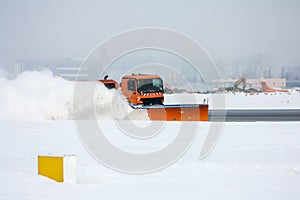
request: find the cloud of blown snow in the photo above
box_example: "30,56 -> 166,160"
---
0,64 -> 8,79
0,69 -> 148,120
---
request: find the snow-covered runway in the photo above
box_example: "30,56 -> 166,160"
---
1,120 -> 299,199
1,70 -> 300,199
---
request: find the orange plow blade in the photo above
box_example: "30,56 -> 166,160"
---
145,104 -> 208,121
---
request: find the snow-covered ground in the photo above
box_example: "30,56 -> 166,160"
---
0,121 -> 299,199
1,70 -> 300,199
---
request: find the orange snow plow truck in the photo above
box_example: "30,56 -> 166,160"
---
115,73 -> 208,121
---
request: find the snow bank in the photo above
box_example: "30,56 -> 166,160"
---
0,69 -> 147,120
165,92 -> 300,109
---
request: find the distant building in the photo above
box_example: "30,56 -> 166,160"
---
212,78 -> 286,90
248,78 -> 286,89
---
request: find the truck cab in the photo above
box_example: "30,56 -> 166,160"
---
121,74 -> 164,105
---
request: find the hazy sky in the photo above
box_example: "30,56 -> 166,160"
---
0,0 -> 300,67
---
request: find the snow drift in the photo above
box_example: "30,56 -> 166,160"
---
0,69 -> 148,120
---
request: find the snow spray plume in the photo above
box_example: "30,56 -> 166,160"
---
0,69 -> 147,120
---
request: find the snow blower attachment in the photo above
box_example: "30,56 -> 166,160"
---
99,75 -> 119,89
118,74 -> 208,121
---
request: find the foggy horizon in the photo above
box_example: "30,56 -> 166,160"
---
1,0 -> 300,68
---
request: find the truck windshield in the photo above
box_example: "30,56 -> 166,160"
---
137,78 -> 164,92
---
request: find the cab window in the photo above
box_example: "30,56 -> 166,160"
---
127,79 -> 136,91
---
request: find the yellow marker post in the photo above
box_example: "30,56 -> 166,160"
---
38,155 -> 76,183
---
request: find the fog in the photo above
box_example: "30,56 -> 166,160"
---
1,0 -> 300,67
